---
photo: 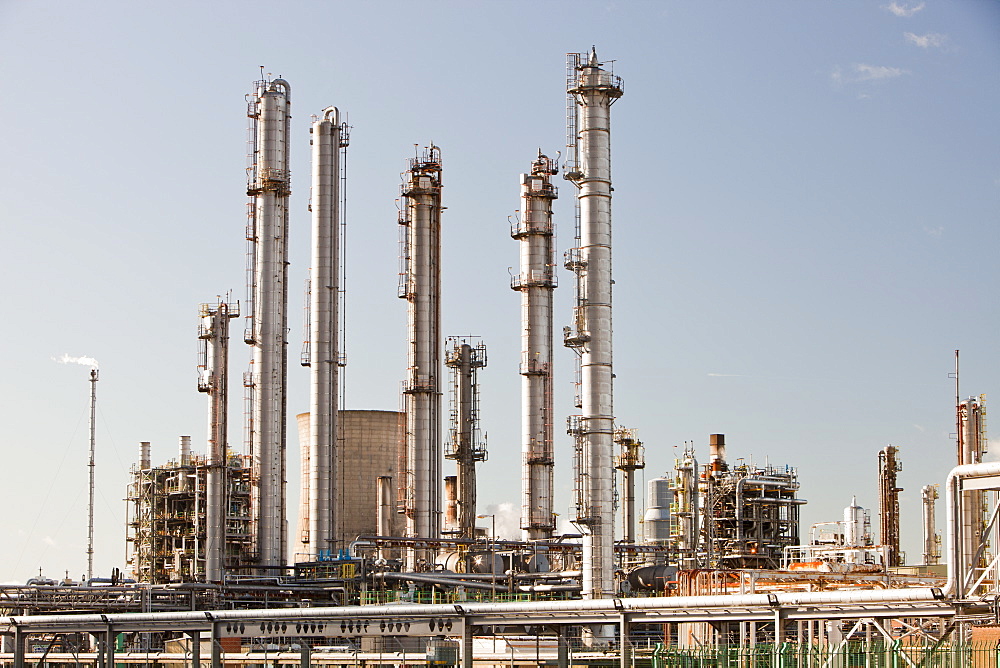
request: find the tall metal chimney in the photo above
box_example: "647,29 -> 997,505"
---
563,48 -> 623,599
398,145 -> 443,568
444,338 -> 487,540
303,107 -> 349,560
513,152 -> 558,540
245,76 -> 292,570
198,300 -> 238,582
87,368 -> 98,582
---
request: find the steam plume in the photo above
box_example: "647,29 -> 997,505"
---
53,353 -> 99,369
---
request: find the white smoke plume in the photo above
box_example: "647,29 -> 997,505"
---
53,353 -> 99,369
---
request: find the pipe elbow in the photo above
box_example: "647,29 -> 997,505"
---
323,106 -> 339,123
271,78 -> 291,99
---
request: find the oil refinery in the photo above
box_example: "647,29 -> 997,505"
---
3,48 -> 1000,668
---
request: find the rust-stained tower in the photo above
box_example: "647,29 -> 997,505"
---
878,445 -> 902,567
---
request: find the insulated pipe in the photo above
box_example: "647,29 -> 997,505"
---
944,462 -> 1000,598
307,106 -> 343,560
565,48 -> 623,600
374,572 -> 511,592
399,146 -> 443,568
247,77 -> 291,571
514,153 -> 558,540
7,587 -> 946,632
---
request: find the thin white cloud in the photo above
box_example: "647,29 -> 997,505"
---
855,64 -> 905,81
833,63 -> 906,85
924,226 -> 944,237
885,2 -> 925,17
707,373 -> 746,378
905,32 -> 947,49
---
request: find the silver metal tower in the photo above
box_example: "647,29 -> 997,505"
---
444,338 -> 487,540
398,145 -> 443,567
512,152 -> 558,541
245,77 -> 291,570
563,48 -> 623,599
302,107 -> 349,560
613,427 -> 645,544
922,484 -> 941,565
198,300 -> 238,582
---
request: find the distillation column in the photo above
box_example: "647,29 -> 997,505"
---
878,445 -> 902,567
512,153 -> 558,540
563,49 -> 623,599
246,77 -> 291,570
922,484 -> 940,565
198,301 -> 238,582
398,146 -> 443,566
303,108 -> 348,559
445,339 -> 487,540
958,396 -> 988,571
613,427 -> 645,543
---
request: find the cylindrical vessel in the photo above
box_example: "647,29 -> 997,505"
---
139,442 -> 151,470
514,154 -> 558,541
566,49 -> 623,599
843,497 -> 865,547
959,397 -> 986,569
199,302 -> 234,582
399,146 -> 443,568
247,78 -> 291,570
179,435 -> 191,466
307,107 -> 344,560
922,484 -> 939,565
444,476 -> 459,531
642,477 -> 673,545
709,434 -> 726,472
377,476 -> 394,538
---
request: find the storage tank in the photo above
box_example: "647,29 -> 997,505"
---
643,477 -> 673,545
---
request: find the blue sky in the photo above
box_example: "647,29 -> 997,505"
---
1,0 -> 997,582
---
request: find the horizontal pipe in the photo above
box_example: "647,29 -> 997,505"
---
4,587 -> 946,633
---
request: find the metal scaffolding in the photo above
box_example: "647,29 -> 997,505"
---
126,447 -> 254,583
